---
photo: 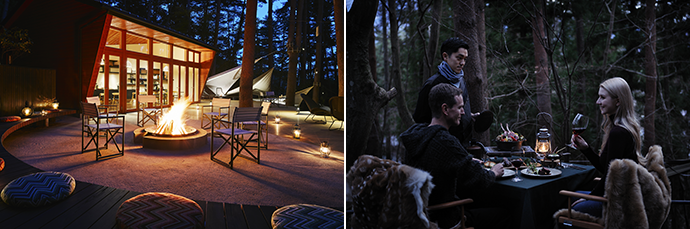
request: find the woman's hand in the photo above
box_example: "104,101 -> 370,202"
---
571,134 -> 589,150
491,163 -> 504,177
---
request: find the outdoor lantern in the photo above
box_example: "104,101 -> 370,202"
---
275,115 -> 281,124
293,124 -> 301,139
536,128 -> 551,159
21,101 -> 33,117
52,100 -> 59,109
320,141 -> 331,158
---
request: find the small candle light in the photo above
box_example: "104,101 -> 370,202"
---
293,124 -> 301,139
320,141 -> 331,158
275,115 -> 281,124
536,128 -> 551,160
52,100 -> 59,109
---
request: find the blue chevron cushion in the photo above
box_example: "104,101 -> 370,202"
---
271,204 -> 344,229
1,171 -> 76,208
116,192 -> 204,229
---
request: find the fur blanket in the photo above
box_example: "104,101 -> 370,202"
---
553,145 -> 672,229
347,155 -> 453,229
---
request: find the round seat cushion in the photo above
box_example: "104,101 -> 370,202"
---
0,157 -> 4,172
1,171 -> 76,208
271,204 -> 344,229
116,192 -> 204,229
0,116 -> 21,122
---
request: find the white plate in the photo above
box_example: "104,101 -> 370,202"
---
521,168 -> 562,177
485,168 -> 515,178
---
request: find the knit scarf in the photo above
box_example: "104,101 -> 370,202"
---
438,61 -> 464,85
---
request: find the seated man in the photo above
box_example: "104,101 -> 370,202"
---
401,83 -> 505,229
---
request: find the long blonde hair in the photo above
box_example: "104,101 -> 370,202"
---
599,77 -> 644,163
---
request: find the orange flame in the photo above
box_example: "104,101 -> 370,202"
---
154,97 -> 191,136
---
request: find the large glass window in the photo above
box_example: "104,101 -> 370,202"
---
138,60 -> 148,97
126,33 -> 149,54
180,66 -> 187,98
162,63 -> 170,105
193,67 -> 199,102
172,65 -> 179,102
106,29 -> 121,49
153,40 -> 170,58
126,58 -> 137,110
107,55 -> 120,108
173,46 -> 186,61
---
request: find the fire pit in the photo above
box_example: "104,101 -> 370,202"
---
133,98 -> 207,150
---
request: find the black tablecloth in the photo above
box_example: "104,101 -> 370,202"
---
468,158 -> 597,229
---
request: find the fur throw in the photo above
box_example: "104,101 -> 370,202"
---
347,155 -> 440,229
553,145 -> 671,229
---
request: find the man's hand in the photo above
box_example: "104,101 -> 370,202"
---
471,112 -> 480,118
491,163 -> 504,177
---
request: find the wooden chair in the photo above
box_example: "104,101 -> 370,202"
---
136,94 -> 161,127
555,145 -> 672,229
328,96 -> 343,130
347,155 -> 474,229
300,94 -> 331,124
210,106 -> 262,169
241,101 -> 271,149
201,98 -> 231,129
86,96 -> 119,123
81,102 -> 124,160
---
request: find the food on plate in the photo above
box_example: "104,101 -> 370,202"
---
538,167 -> 551,175
502,157 -> 511,167
484,161 -> 496,168
496,123 -> 525,142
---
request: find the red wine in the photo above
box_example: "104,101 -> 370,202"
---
511,160 -> 523,168
572,127 -> 586,135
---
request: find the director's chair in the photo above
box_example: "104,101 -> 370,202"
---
86,96 -> 119,123
241,101 -> 271,149
210,106 -> 262,169
201,98 -> 231,129
137,94 -> 161,127
81,102 -> 124,160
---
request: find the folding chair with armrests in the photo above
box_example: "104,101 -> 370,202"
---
241,101 -> 270,149
81,102 -> 124,160
201,98 -> 232,129
86,96 -> 119,123
328,96 -> 343,130
300,94 -> 332,124
137,94 -> 161,127
210,106 -> 262,169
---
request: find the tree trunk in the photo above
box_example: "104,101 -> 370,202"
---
297,0 -> 307,101
380,3 -> 392,159
532,0 -> 552,128
313,0 -> 324,103
388,0 -> 414,130
334,0 -> 344,97
240,0 -> 257,107
453,0 -> 488,141
602,0 -> 617,80
475,0 -> 488,144
268,0 -> 274,69
643,0 -> 657,150
424,0 -> 442,81
286,0 -> 297,107
347,0 -> 397,169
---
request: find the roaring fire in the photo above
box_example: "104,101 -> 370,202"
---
154,97 -> 192,136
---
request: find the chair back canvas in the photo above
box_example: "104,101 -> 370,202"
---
300,94 -> 320,111
260,102 -> 271,115
81,102 -> 99,117
138,95 -> 157,104
211,98 -> 231,108
232,107 -> 261,123
86,96 -> 101,106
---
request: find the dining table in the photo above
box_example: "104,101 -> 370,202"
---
468,156 -> 598,229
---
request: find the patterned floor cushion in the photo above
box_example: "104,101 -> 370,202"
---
0,116 -> 21,122
0,157 -> 4,172
271,204 -> 344,229
116,192 -> 204,229
1,171 -> 76,208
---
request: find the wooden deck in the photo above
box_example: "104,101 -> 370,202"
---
0,111 -> 279,228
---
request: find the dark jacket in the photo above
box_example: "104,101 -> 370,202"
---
401,123 -> 495,228
413,73 -> 473,144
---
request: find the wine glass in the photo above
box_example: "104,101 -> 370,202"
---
567,113 -> 589,149
511,159 -> 523,182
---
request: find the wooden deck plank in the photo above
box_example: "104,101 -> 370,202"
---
28,186 -> 117,228
244,204 -> 271,229
206,201 -> 226,229
16,184 -> 110,228
260,205 -> 278,226
226,204 -> 249,229
65,188 -> 131,228
0,182 -> 95,228
90,190 -> 142,228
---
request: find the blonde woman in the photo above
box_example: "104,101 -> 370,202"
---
570,77 -> 644,217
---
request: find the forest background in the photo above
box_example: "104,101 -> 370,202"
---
1,0 -> 342,107
347,0 -> 690,169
